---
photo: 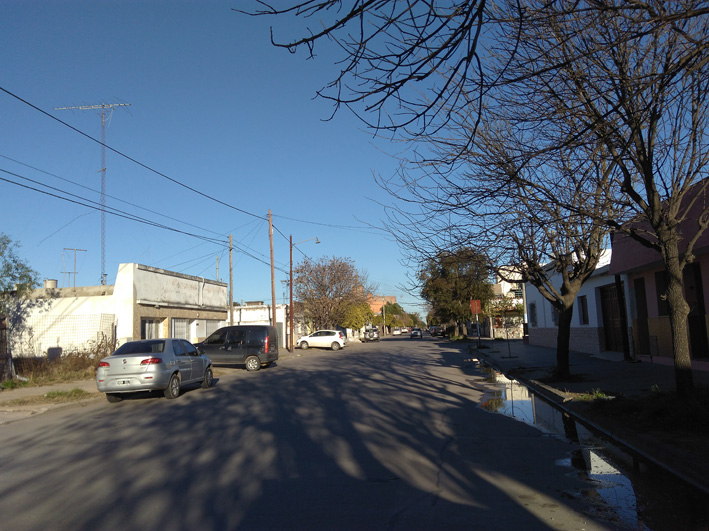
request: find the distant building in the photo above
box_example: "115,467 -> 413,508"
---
367,294 -> 397,314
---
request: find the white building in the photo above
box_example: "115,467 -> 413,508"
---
17,263 -> 292,356
525,250 -> 620,355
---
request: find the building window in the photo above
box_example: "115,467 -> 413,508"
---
578,295 -> 589,325
529,302 -> 537,327
654,271 -> 669,316
171,318 -> 189,339
205,320 -> 221,336
551,305 -> 559,326
512,283 -> 523,298
141,319 -> 161,340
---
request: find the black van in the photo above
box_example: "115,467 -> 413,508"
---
195,325 -> 279,371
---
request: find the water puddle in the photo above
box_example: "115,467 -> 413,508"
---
475,362 -> 709,530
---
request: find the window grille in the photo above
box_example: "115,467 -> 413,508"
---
171,318 -> 188,339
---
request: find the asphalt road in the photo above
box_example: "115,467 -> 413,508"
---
0,337 -> 621,530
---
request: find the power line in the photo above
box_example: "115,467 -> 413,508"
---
1,86 -> 267,221
1,86 -> 381,241
55,102 -> 131,284
0,154 -> 225,238
2,167 -> 292,275
0,168 -> 226,245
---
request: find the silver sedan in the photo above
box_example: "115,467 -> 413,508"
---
96,338 -> 213,403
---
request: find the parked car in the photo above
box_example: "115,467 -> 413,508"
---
429,325 -> 443,337
96,338 -> 213,403
410,327 -> 423,339
297,330 -> 347,350
194,325 -> 279,371
392,327 -> 402,336
363,328 -> 380,342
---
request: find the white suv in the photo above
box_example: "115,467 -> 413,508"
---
297,330 -> 347,350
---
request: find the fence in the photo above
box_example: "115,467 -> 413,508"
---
14,313 -> 116,357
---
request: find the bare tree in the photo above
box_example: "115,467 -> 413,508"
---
243,1 -> 709,395
293,256 -> 375,329
481,0 -> 709,396
237,1 -> 487,135
378,111 -> 618,377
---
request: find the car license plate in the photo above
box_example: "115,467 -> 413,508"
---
117,379 -> 130,385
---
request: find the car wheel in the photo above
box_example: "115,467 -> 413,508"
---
300,342 -> 309,350
331,342 -> 341,351
245,356 -> 261,372
164,373 -> 181,399
106,393 -> 122,403
201,367 -> 213,388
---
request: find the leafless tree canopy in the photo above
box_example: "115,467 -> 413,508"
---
238,0 -> 487,135
293,255 -> 374,329
243,1 -> 709,392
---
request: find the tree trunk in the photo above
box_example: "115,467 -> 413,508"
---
555,304 -> 574,378
664,259 -> 695,399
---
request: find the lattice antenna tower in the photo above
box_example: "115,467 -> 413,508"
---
55,102 -> 131,284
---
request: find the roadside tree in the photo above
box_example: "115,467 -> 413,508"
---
293,256 -> 374,330
244,1 -> 709,395
419,248 -> 492,337
340,301 -> 374,331
482,0 -> 709,395
0,233 -> 43,362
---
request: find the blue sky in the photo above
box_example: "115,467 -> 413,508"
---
1,1 -> 426,316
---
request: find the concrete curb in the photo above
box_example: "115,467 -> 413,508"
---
477,350 -> 709,497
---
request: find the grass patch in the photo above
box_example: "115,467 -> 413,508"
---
8,351 -> 101,387
3,388 -> 94,407
1,378 -> 30,390
576,388 -> 609,400
579,386 -> 709,435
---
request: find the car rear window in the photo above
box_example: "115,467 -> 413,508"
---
114,340 -> 166,355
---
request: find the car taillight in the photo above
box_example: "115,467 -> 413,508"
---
140,358 -> 162,365
98,361 -> 110,367
264,335 -> 269,353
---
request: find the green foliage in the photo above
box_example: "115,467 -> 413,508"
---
1,378 -> 28,390
420,248 -> 493,326
0,233 -> 46,353
341,301 -> 374,330
0,233 -> 39,295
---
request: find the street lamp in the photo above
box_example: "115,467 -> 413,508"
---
290,236 -> 320,352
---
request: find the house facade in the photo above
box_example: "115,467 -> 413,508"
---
525,251 -> 624,355
610,230 -> 709,361
17,263 -> 293,356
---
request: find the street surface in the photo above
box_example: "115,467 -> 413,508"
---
0,337 -> 623,530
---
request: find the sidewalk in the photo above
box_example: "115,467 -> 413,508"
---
472,338 -> 709,495
0,378 -> 100,424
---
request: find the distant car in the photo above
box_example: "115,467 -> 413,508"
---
194,325 -> 279,371
392,327 -> 402,336
411,328 -> 423,339
297,330 -> 347,350
363,328 -> 380,342
96,338 -> 213,403
429,326 -> 443,337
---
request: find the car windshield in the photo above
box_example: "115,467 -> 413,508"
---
114,340 -> 166,355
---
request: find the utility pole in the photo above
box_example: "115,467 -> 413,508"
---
229,234 -> 234,326
290,234 -> 294,352
62,248 -> 86,288
55,102 -> 130,285
268,210 -> 277,329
